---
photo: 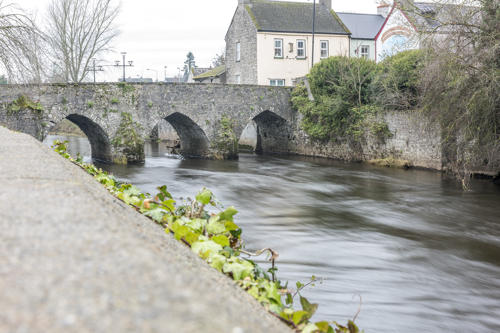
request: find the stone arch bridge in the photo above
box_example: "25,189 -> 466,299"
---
0,83 -> 295,163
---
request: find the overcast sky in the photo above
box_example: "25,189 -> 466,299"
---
15,0 -> 380,81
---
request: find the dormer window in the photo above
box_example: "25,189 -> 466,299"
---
296,39 -> 306,58
274,39 -> 283,58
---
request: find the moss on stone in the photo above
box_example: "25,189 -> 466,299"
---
117,82 -> 135,94
112,112 -> 145,164
368,157 -> 412,169
211,115 -> 238,160
7,95 -> 43,115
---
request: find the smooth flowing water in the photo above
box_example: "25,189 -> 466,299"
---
45,135 -> 500,332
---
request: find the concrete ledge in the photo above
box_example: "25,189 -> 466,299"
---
0,126 -> 291,333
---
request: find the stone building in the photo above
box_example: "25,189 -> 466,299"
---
225,0 -> 350,86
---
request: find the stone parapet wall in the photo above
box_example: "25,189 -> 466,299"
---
286,110 -> 443,170
0,83 -> 293,163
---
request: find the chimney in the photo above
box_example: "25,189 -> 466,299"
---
377,1 -> 391,18
319,0 -> 332,9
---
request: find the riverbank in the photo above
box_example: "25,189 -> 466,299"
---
0,126 -> 291,333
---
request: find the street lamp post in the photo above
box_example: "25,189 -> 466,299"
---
115,52 -> 134,82
311,0 -> 316,69
177,67 -> 182,82
89,58 -> 104,83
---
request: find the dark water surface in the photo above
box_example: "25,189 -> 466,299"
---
45,136 -> 500,332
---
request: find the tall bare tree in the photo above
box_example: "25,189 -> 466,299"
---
0,0 -> 43,83
46,0 -> 120,83
403,0 -> 499,183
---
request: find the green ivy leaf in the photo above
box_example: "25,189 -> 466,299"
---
208,253 -> 227,271
156,185 -> 173,201
247,285 -> 260,299
196,188 -> 212,205
184,231 -> 199,245
302,323 -> 320,333
292,310 -> 309,326
315,321 -> 333,332
144,208 -> 166,222
219,206 -> 238,221
211,234 -> 230,247
174,225 -> 189,241
347,320 -> 360,333
300,296 -> 318,319
224,220 -> 240,231
186,218 -> 206,233
191,240 -> 223,259
264,281 -> 282,305
207,219 -> 226,235
222,258 -> 254,280
123,185 -> 141,197
161,199 -> 176,212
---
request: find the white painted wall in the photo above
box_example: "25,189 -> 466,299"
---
350,39 -> 376,61
256,32 -> 349,86
375,7 -> 419,62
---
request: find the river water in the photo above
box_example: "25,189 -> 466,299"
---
45,135 -> 500,332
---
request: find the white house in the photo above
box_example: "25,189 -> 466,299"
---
225,0 -> 350,86
337,12 -> 385,61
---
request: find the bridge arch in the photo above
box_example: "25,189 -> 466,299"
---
155,112 -> 210,158
239,110 -> 290,154
61,114 -> 113,163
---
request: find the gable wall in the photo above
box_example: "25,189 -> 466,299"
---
376,7 -> 420,61
225,5 -> 258,84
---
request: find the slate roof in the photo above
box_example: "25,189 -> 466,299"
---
193,65 -> 226,80
245,0 -> 349,35
337,12 -> 385,39
401,2 -> 479,33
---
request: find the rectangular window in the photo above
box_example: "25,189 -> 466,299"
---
274,39 -> 283,58
320,40 -> 329,58
360,45 -> 369,59
236,42 -> 241,62
296,39 -> 306,58
270,79 -> 285,86
235,74 -> 241,84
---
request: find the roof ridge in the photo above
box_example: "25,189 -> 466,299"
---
245,0 -> 350,35
337,12 -> 384,17
249,0 -> 313,4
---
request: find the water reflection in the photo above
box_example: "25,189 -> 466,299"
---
44,135 -> 500,332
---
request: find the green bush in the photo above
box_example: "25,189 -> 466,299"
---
292,56 -> 381,142
372,49 -> 425,110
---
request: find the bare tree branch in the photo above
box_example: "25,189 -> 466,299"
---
45,0 -> 120,83
0,0 -> 45,83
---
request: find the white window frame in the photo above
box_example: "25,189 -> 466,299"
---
360,45 -> 370,59
235,74 -> 241,84
274,39 -> 283,58
320,40 -> 329,58
236,42 -> 241,62
270,79 -> 285,86
296,39 -> 306,59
